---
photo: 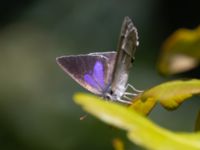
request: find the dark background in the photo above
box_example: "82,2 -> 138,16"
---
0,0 -> 200,150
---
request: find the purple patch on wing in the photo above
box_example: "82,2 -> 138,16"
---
84,61 -> 106,92
84,74 -> 100,90
93,61 -> 105,88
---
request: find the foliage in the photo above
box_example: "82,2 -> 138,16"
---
74,93 -> 200,150
131,79 -> 200,115
112,138 -> 125,150
158,26 -> 200,75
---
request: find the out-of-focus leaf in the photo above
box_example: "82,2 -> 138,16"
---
195,111 -> 200,131
112,138 -> 124,150
74,93 -> 200,150
139,79 -> 200,110
158,26 -> 200,75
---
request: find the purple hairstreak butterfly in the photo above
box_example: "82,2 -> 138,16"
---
56,16 -> 141,104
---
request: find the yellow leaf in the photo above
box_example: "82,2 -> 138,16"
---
74,93 -> 200,150
112,138 -> 124,150
158,26 -> 200,75
140,79 -> 200,109
130,96 -> 157,115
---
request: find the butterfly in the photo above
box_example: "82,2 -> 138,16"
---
56,16 -> 140,104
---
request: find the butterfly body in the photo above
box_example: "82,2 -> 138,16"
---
56,16 -> 139,104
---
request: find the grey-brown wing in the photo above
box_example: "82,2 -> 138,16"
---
111,16 -> 139,97
56,52 -> 116,95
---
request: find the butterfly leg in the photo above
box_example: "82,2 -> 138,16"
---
124,92 -> 138,96
123,83 -> 143,100
122,95 -> 133,101
127,83 -> 143,93
116,98 -> 132,104
104,93 -> 131,104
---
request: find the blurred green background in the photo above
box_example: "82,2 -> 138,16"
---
0,0 -> 200,150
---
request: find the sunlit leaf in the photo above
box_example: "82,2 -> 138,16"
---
139,79 -> 200,109
74,93 -> 200,150
130,96 -> 157,115
130,79 -> 200,113
158,26 -> 200,75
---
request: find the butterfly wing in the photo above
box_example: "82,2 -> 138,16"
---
56,52 -> 116,95
111,16 -> 139,97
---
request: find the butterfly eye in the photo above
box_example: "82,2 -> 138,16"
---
104,94 -> 111,100
103,90 -> 114,100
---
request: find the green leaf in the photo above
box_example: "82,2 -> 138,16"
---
139,79 -> 200,109
74,93 -> 200,150
158,26 -> 200,75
